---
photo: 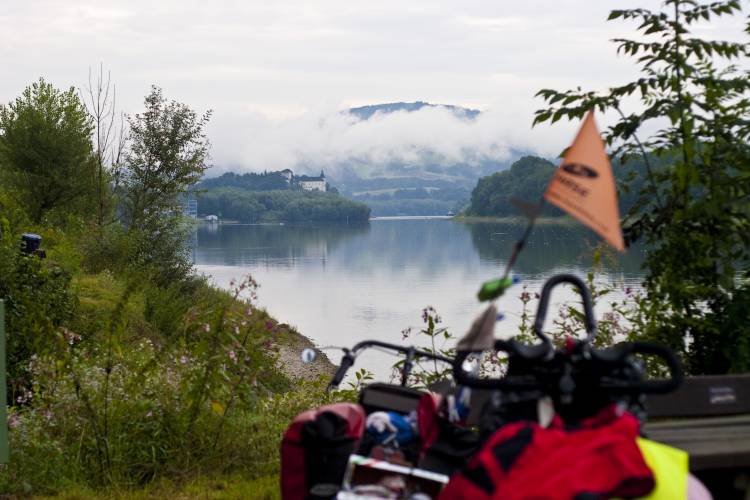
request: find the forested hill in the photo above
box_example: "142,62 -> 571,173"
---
197,188 -> 370,223
198,171 -> 290,191
466,155 -> 652,217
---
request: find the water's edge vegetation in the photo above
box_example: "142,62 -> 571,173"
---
0,81 -> 339,498
0,225 -> 338,497
197,188 -> 371,224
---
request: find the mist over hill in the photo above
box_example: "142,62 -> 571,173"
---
320,102 -> 530,189
348,101 -> 480,121
205,101 -> 540,215
328,102 -> 532,215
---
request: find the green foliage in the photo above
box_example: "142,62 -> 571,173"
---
143,276 -> 209,338
0,78 -> 335,496
334,367 -> 375,401
0,274 -> 332,495
467,156 -> 560,217
466,155 -> 657,218
197,188 -> 371,223
350,185 -> 470,216
530,248 -> 632,350
0,78 -> 96,223
198,171 -> 291,191
534,0 -> 750,374
110,85 -> 212,285
120,85 -> 211,228
397,306 -> 455,388
32,474 -> 281,500
0,231 -> 76,403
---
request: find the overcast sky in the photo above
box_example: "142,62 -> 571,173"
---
1,1 -> 746,174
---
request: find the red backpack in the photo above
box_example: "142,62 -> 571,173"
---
280,403 -> 366,499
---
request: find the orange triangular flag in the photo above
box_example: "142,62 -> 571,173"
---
544,110 -> 625,251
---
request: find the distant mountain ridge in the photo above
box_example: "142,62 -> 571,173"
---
348,101 -> 481,121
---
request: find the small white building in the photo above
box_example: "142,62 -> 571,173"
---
295,171 -> 327,192
280,169 -> 294,183
205,215 -> 219,222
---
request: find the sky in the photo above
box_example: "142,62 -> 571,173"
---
1,0 -> 746,175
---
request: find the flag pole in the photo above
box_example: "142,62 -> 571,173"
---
477,109 -> 624,302
477,197 -> 545,302
501,199 -> 545,280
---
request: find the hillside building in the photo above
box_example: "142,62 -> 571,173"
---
180,192 -> 198,218
293,170 -> 327,192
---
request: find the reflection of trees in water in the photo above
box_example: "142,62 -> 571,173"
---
464,222 -> 646,277
193,219 -> 645,280
330,219 -> 477,275
194,223 -> 370,266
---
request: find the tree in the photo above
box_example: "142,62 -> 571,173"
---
534,1 -> 750,373
0,78 -> 96,223
81,64 -> 126,227
119,86 -> 211,282
121,85 -> 211,227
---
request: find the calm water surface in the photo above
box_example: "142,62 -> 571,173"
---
194,218 -> 645,377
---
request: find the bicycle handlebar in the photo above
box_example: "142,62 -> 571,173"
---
453,338 -> 683,395
326,340 -> 454,390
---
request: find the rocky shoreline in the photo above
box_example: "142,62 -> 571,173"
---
275,324 -> 336,381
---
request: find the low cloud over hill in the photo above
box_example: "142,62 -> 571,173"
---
207,101 -> 562,182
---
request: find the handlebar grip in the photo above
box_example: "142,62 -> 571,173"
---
534,274 -> 596,343
453,339 -> 549,390
627,341 -> 683,394
327,353 -> 355,390
495,339 -> 552,360
595,341 -> 684,394
452,350 -> 490,388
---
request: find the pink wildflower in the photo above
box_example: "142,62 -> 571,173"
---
8,413 -> 20,429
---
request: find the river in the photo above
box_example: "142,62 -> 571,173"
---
193,217 -> 645,379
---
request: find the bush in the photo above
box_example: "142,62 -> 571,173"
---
143,276 -> 209,339
0,230 -> 76,403
0,275 -> 328,495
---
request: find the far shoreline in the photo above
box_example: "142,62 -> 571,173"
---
453,214 -> 578,225
194,214 -> 580,225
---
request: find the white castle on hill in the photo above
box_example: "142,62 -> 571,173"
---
280,169 -> 327,192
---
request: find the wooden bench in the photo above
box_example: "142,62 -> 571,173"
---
645,374 -> 750,498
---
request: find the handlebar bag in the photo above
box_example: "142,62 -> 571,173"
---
281,403 -> 366,499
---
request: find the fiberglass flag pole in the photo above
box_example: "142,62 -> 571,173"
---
477,196 -> 543,302
477,110 -> 624,303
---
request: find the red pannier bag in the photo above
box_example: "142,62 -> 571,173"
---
281,403 -> 366,499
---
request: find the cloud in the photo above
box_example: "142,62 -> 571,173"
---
1,0 -> 746,178
205,103 -> 577,176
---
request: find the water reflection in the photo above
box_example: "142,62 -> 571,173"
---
464,221 -> 645,277
196,219 -> 643,279
193,218 -> 646,378
195,222 -> 370,267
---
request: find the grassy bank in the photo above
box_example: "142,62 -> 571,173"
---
0,224 -> 335,498
34,474 -> 281,500
33,475 -> 279,500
